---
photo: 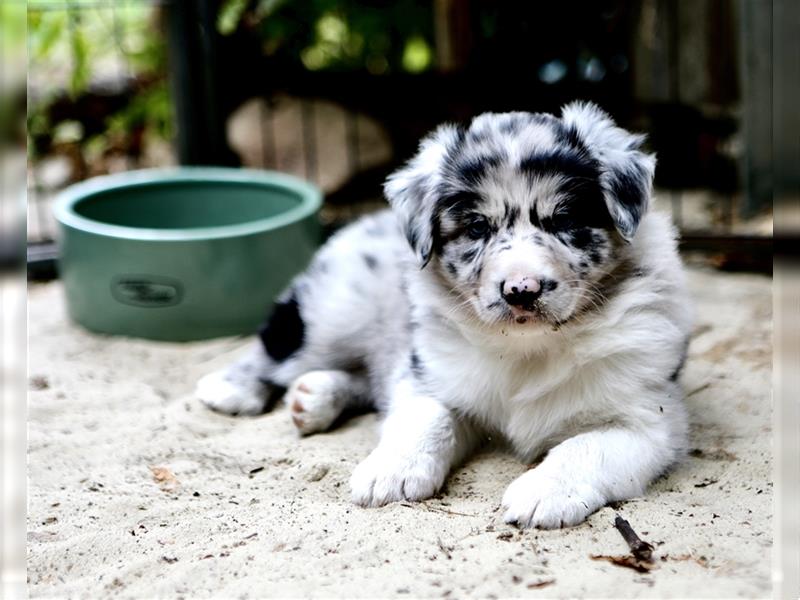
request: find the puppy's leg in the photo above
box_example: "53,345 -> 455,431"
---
350,378 -> 479,507
197,288 -> 309,416
502,416 -> 685,528
285,370 -> 370,436
196,344 -> 276,416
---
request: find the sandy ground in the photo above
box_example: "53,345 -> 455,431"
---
27,267 -> 772,599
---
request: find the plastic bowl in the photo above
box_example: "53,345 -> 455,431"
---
53,168 -> 322,341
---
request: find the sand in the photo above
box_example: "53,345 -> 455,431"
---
27,267 -> 772,598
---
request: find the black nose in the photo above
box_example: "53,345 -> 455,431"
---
500,279 -> 543,308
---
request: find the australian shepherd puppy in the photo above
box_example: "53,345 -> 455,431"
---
196,102 -> 691,528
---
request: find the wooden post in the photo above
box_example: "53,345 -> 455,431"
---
738,0 -> 773,217
164,0 -> 236,166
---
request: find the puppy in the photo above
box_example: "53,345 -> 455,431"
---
196,102 -> 691,528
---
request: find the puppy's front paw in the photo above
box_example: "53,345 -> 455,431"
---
350,448 -> 446,507
195,370 -> 266,416
501,468 -> 605,529
286,371 -> 344,435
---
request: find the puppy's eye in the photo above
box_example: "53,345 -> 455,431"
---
466,216 -> 490,239
550,213 -> 576,231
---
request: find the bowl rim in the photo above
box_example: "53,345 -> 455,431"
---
53,167 -> 322,241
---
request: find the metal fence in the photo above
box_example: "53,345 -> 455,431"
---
27,0 -> 773,277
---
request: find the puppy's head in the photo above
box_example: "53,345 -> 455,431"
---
385,102 -> 655,329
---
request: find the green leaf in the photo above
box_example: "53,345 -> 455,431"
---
30,11 -> 65,59
218,0 -> 248,35
256,0 -> 288,19
69,25 -> 90,97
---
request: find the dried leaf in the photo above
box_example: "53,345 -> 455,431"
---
591,554 -> 656,573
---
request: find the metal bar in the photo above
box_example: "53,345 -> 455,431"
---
666,0 -> 683,234
738,0 -> 773,217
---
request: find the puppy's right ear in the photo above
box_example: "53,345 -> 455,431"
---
384,124 -> 461,268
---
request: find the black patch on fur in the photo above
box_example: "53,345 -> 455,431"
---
407,226 -> 420,252
568,228 -> 594,249
606,164 -> 649,238
521,148 -> 612,232
436,191 -> 481,219
362,253 -> 378,270
410,350 -> 424,378
669,339 -> 690,381
467,129 -> 486,143
556,123 -> 590,155
499,115 -> 533,135
505,205 -> 520,229
541,279 -> 559,292
441,125 -> 468,172
461,247 -> 479,262
445,261 -> 458,276
472,262 -> 483,281
529,208 -> 541,228
455,154 -> 502,186
399,176 -> 432,264
431,191 -> 484,254
259,294 -> 305,362
538,215 -> 553,231
519,149 -> 600,184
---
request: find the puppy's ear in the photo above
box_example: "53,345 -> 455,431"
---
384,124 -> 462,267
561,101 -> 656,241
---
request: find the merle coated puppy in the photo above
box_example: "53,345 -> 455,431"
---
197,102 -> 691,528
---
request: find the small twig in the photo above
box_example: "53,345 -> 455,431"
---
436,537 -> 453,560
420,502 -> 479,517
613,514 -> 654,562
686,382 -> 712,398
693,478 -> 718,488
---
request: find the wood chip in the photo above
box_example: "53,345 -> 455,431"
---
149,466 -> 178,490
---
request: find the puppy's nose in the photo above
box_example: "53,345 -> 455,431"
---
501,277 -> 542,308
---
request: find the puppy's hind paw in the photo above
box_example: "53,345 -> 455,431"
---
195,370 -> 267,416
286,371 -> 344,436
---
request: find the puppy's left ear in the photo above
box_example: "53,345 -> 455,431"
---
384,124 -> 461,267
561,102 -> 656,241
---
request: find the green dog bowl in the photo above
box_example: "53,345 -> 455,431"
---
54,168 -> 322,341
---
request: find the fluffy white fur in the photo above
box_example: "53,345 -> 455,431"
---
197,102 -> 691,528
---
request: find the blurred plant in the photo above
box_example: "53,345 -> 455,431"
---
218,0 -> 435,74
27,2 -> 171,180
